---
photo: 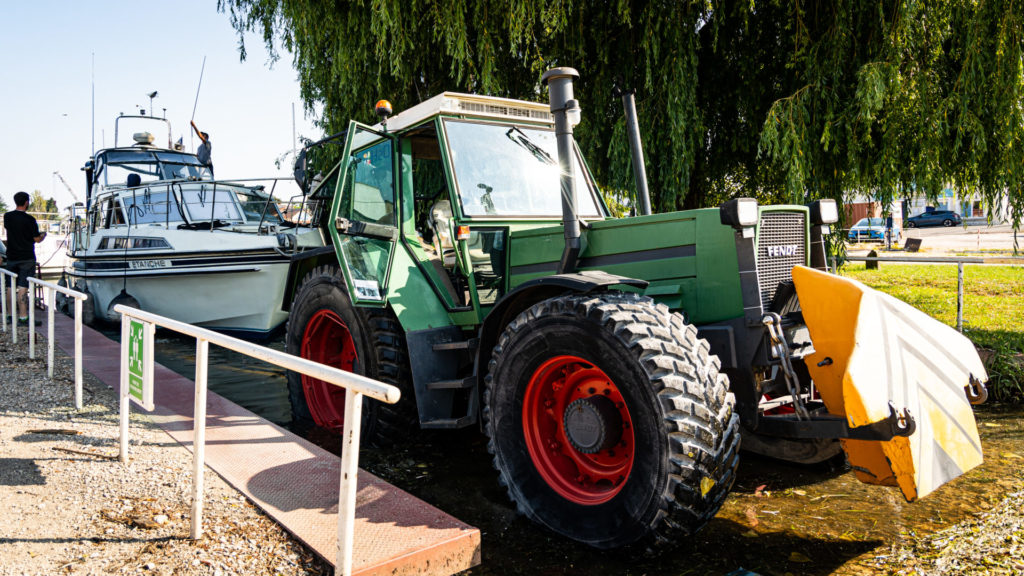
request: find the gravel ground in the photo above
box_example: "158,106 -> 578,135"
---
868,490 -> 1024,575
0,325 -> 330,576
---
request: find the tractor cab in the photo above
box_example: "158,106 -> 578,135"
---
294,93 -> 609,318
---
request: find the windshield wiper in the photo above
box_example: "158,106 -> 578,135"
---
505,127 -> 556,166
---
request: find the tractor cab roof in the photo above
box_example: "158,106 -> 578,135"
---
378,92 -> 554,133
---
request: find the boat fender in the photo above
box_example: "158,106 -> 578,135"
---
106,289 -> 140,322
73,283 -> 96,327
276,232 -> 297,257
56,274 -> 70,314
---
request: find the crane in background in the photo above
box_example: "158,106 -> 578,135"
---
52,170 -> 81,204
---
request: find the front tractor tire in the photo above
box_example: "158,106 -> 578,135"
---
285,265 -> 415,445
484,292 -> 740,549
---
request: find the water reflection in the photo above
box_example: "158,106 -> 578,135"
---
102,325 -> 293,425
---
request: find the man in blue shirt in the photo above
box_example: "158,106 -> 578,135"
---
4,191 -> 46,325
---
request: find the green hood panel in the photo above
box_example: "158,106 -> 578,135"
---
507,209 -> 744,324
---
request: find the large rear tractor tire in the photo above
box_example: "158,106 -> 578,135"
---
285,265 -> 416,445
484,292 -> 740,549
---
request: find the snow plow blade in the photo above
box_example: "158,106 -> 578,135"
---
791,265 -> 985,501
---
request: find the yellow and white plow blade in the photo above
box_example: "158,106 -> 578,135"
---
791,265 -> 985,501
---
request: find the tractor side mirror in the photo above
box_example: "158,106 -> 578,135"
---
293,149 -> 308,192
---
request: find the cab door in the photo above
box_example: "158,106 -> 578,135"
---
330,122 -> 398,306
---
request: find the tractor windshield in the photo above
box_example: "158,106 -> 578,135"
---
443,120 -> 603,218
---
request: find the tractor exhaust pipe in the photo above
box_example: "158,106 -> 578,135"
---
542,67 -> 583,274
612,83 -> 652,216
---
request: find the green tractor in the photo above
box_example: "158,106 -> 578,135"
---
281,68 -> 979,548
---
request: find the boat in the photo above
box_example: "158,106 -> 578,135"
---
62,113 -> 323,338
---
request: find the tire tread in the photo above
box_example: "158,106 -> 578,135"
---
483,291 -> 740,548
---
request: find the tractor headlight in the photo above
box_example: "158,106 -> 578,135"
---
809,199 -> 839,225
720,198 -> 759,228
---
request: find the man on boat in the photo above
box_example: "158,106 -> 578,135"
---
191,121 -> 214,177
3,191 -> 45,326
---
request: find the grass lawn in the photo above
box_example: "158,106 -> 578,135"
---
841,263 -> 1024,402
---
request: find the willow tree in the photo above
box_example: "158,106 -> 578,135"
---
219,0 -> 1024,227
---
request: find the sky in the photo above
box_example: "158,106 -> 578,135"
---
0,0 -> 322,211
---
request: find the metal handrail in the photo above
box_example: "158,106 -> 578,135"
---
0,270 -> 89,409
113,304 -> 400,576
839,254 -> 1014,332
27,278 -> 89,408
845,255 -> 985,264
0,269 -> 16,341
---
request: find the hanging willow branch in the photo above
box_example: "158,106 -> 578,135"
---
218,0 -> 1024,225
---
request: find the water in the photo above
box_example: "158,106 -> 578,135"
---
351,406 -> 1024,576
101,325 -> 294,425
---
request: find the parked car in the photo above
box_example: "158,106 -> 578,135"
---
847,217 -> 901,243
905,210 -> 962,228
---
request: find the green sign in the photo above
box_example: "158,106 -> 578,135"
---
128,320 -> 145,404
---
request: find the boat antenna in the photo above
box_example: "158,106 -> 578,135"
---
190,56 -> 206,152
91,52 -> 95,155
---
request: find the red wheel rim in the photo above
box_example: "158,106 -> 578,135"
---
300,309 -> 358,430
522,355 -> 635,505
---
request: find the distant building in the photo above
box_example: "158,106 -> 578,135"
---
842,196 -> 903,229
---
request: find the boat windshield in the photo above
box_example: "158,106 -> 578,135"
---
98,149 -> 213,187
235,188 -> 284,223
442,120 -> 604,218
123,189 -> 183,225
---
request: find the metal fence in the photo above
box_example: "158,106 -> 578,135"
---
840,255 -> 995,332
113,305 -> 401,576
0,268 -> 18,340
0,270 -> 89,409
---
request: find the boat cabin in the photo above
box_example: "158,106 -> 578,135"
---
76,145 -> 285,253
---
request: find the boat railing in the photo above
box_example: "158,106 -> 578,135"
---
113,304 -> 400,576
282,192 -> 324,227
86,177 -> 301,234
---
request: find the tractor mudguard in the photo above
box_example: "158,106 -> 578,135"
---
791,265 -> 986,501
474,271 -> 649,382
281,246 -> 338,311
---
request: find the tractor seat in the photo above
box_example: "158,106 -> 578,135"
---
429,199 -> 457,268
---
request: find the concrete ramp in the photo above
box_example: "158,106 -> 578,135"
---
45,314 -> 481,575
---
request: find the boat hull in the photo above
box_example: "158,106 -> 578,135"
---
66,249 -> 291,338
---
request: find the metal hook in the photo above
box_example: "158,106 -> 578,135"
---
888,402 -> 917,438
964,374 -> 988,405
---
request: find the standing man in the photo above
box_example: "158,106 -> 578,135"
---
4,191 -> 46,326
191,121 -> 214,177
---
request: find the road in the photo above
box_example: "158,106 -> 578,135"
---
851,222 -> 1021,255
